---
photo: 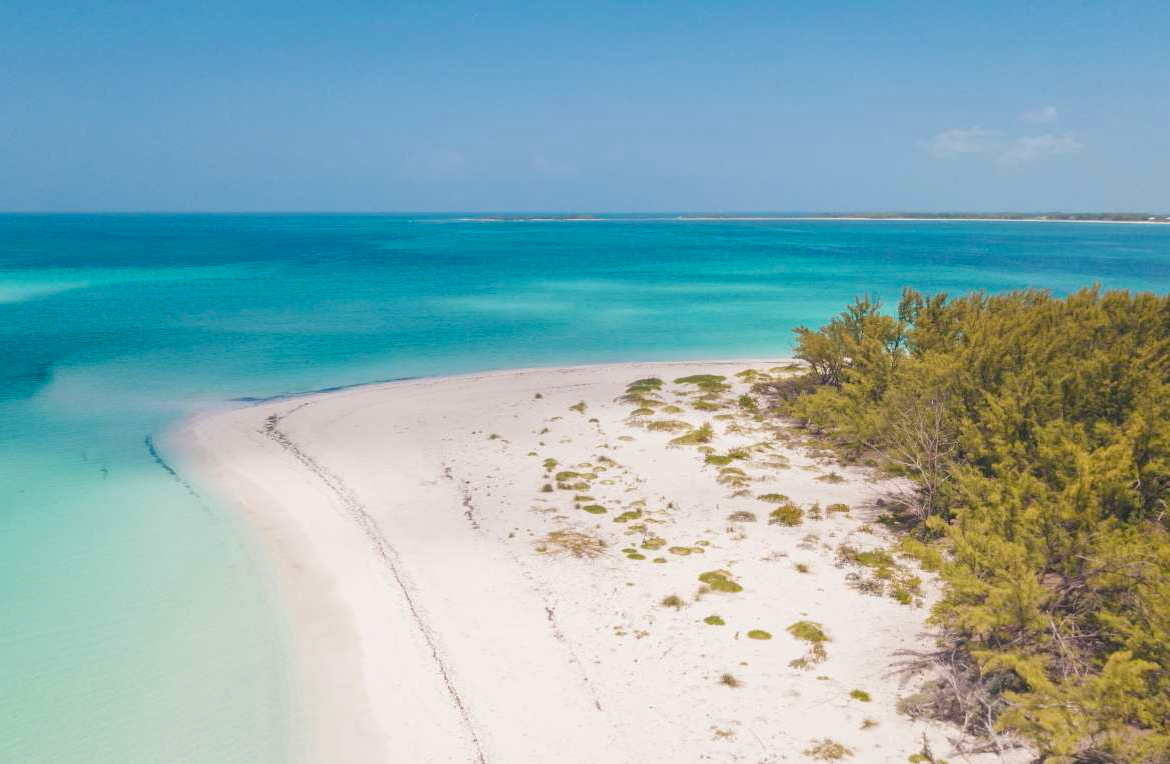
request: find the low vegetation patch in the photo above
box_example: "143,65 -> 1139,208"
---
625,377 -> 663,395
537,530 -> 606,558
803,738 -> 853,761
674,374 -> 730,393
718,672 -> 742,688
768,502 -> 803,526
704,614 -> 725,625
660,594 -> 684,610
747,629 -> 772,640
646,419 -> 692,433
698,569 -> 743,593
555,470 -> 595,482
787,620 -> 830,667
669,422 -> 714,446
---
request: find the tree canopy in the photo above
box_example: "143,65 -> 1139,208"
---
783,287 -> 1170,762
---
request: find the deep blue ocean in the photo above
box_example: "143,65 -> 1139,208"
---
2,214 -> 1168,762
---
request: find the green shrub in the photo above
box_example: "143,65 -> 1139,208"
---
787,620 -> 829,644
674,374 -> 730,393
789,287 -> 1170,759
670,422 -> 714,446
768,502 -> 803,526
698,570 -> 743,593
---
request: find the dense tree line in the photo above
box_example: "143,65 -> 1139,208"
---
780,287 -> 1170,762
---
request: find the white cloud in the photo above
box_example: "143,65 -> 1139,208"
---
999,133 -> 1084,164
923,127 -> 1002,158
1022,105 -> 1059,124
924,123 -> 1084,166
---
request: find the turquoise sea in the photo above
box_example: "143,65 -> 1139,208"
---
2,215 -> 1169,762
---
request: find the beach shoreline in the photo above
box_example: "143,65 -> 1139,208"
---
171,360 -> 1020,762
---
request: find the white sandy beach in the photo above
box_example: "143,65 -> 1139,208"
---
174,361 -> 1013,763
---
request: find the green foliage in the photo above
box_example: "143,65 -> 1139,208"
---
768,502 -> 803,526
670,422 -> 714,446
674,374 -> 730,393
804,738 -> 853,760
626,377 -> 664,394
704,614 -> 725,625
646,419 -> 692,432
698,569 -> 743,593
787,620 -> 829,644
787,287 -> 1170,760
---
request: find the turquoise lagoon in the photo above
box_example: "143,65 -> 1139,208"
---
2,215 -> 1168,762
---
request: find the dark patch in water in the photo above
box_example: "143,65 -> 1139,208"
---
144,435 -> 199,498
234,375 -> 420,404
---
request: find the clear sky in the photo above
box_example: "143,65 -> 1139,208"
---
2,1 -> 1168,212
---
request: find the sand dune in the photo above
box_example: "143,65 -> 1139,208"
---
174,361 -> 1014,763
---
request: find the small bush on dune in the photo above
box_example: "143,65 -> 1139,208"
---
804,738 -> 853,760
670,422 -> 714,446
787,620 -> 829,644
660,594 -> 685,609
625,377 -> 663,394
538,530 -> 606,558
698,569 -> 743,593
674,374 -> 731,394
719,672 -> 743,688
646,419 -> 692,433
768,502 -> 803,526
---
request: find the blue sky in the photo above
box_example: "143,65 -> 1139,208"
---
2,1 -> 1168,212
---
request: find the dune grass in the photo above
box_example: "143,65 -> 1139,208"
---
768,502 -> 803,526
698,569 -> 743,593
538,530 -> 606,558
669,422 -> 714,446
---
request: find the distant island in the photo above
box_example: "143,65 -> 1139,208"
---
466,212 -> 1170,223
690,212 -> 1170,223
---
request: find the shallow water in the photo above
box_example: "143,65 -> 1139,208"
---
1,214 -> 1168,762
